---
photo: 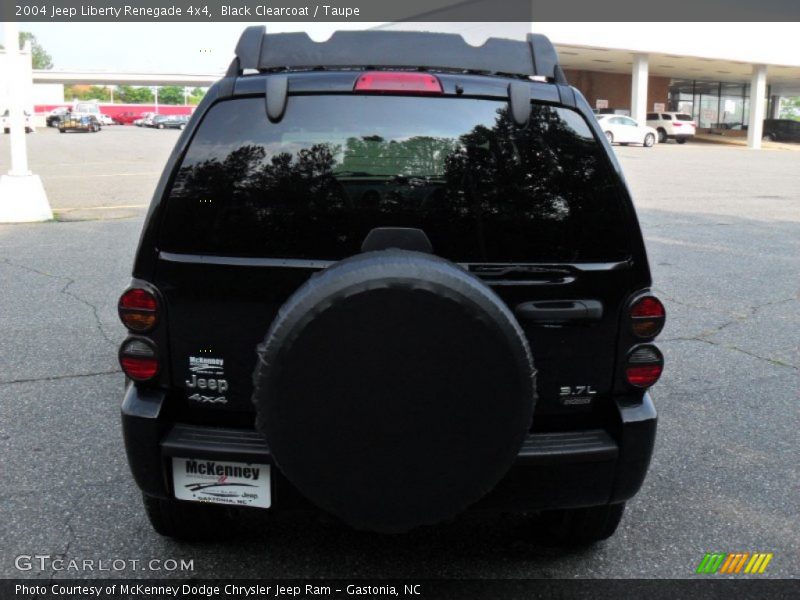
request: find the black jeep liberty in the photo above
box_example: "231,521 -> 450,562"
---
119,27 -> 665,544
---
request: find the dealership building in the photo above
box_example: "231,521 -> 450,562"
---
2,22 -> 800,149
384,22 -> 800,149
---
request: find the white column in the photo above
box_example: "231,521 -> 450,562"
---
0,21 -> 53,223
5,23 -> 29,177
630,53 -> 649,125
747,65 -> 768,149
770,96 -> 781,119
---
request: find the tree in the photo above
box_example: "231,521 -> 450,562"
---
0,31 -> 54,69
188,87 -> 207,106
65,85 -> 110,102
158,86 -> 185,105
779,97 -> 800,121
117,85 -> 154,104
20,32 -> 53,69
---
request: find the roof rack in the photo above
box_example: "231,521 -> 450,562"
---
228,26 -> 568,84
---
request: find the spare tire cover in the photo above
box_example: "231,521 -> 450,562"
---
252,250 -> 536,532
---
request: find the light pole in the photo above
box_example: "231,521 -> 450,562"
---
152,86 -> 159,114
0,21 -> 53,222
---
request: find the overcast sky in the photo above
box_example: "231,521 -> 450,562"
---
3,22 -> 799,73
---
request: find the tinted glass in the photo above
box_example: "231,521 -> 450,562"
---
160,95 -> 632,262
646,113 -> 658,120
661,114 -> 672,120
675,114 -> 693,121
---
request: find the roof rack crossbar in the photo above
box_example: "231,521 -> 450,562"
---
228,26 -> 566,83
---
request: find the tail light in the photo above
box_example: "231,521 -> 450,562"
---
630,296 -> 665,338
673,122 -> 683,127
119,338 -> 159,381
118,288 -> 157,332
625,345 -> 664,388
354,72 -> 443,94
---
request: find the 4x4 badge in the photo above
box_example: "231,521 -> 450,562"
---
187,393 -> 228,404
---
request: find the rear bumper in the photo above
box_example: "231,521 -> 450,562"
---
122,387 -> 656,512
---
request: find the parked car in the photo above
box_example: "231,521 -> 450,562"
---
58,114 -> 101,133
120,27 -> 664,544
595,114 -> 657,147
46,107 -> 70,127
762,119 -> 800,143
646,112 -> 696,143
149,114 -> 189,130
135,113 -> 157,127
1,109 -> 35,133
97,114 -> 115,126
114,112 -> 143,125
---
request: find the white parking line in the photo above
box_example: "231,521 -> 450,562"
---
54,204 -> 147,212
45,172 -> 160,179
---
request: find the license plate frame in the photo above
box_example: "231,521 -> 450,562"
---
172,457 -> 271,508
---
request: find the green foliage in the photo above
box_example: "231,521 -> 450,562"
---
779,97 -> 800,121
65,85 -> 111,102
188,88 -> 207,106
0,31 -> 54,69
21,32 -> 53,69
158,86 -> 185,105
117,85 -> 154,104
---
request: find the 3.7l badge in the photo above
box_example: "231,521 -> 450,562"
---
559,385 -> 597,405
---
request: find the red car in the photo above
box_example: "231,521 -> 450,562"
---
113,112 -> 143,125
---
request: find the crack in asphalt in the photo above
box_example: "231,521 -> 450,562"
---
0,257 -> 119,350
652,288 -> 710,312
0,369 -> 122,386
0,478 -> 131,501
61,279 -> 118,348
656,290 -> 798,370
49,519 -> 77,583
661,336 -> 797,370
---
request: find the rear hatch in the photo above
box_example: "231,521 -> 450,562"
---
154,88 -> 644,424
674,113 -> 696,134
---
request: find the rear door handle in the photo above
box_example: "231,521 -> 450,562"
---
514,299 -> 603,323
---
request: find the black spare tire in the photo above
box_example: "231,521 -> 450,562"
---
252,250 -> 536,532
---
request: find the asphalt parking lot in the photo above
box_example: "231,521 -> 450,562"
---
0,127 -> 798,579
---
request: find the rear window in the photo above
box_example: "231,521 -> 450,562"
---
675,114 -> 693,121
159,94 -> 632,263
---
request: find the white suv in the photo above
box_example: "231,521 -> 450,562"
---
646,112 -> 696,144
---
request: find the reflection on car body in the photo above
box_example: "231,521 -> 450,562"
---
58,114 -> 101,133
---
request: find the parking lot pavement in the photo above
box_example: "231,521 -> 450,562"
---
0,126 -> 180,220
0,136 -> 798,579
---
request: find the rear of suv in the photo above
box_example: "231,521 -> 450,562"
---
120,27 -> 664,544
646,112 -> 696,143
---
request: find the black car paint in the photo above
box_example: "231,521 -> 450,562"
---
763,119 -> 800,142
122,70 -> 658,515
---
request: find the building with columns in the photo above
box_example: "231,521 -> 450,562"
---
3,22 -> 800,150
379,22 -> 800,149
